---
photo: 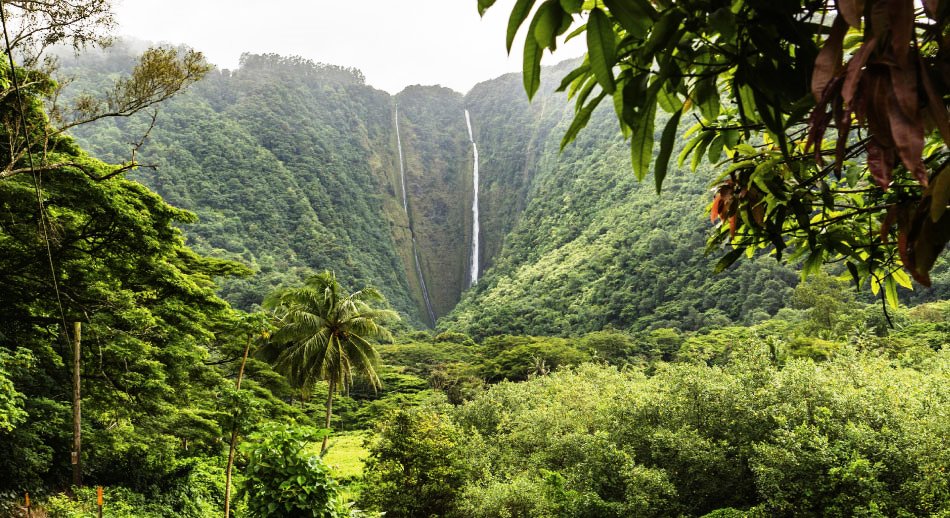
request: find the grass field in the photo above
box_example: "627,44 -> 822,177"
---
322,431 -> 372,482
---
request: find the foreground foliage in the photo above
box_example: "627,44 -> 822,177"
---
240,423 -> 353,518
482,0 -> 950,301
363,347 -> 950,517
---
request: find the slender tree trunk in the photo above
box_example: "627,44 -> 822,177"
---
320,380 -> 335,456
72,322 -> 82,489
224,335 -> 252,518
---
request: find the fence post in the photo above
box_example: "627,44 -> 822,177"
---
24,492 -> 31,518
97,486 -> 103,518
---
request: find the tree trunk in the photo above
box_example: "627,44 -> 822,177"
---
223,335 -> 252,518
320,380 -> 335,456
72,322 -> 82,489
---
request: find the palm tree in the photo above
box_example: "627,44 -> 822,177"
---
263,271 -> 397,454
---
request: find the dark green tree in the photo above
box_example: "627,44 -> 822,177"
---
263,271 -> 397,454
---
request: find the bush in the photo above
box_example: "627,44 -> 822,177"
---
240,422 -> 352,517
360,402 -> 475,517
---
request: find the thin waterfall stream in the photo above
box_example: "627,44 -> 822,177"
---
465,109 -> 479,286
395,106 -> 436,325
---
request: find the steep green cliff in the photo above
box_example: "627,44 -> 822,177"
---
61,44 -> 804,334
446,68 -> 799,337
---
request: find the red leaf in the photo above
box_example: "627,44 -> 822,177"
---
888,0 -> 914,69
919,61 -> 950,146
834,102 -> 853,171
880,205 -> 896,244
812,16 -> 848,102
867,140 -> 894,189
922,0 -> 939,17
885,87 -> 927,184
843,37 -> 879,107
836,0 -> 865,27
895,202 -> 915,278
806,106 -> 834,162
889,61 -> 919,121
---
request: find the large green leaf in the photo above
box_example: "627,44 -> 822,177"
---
523,15 -> 544,99
655,108 -> 683,193
507,0 -> 536,53
603,0 -> 653,38
562,91 -> 607,150
533,1 -> 565,50
586,8 -> 617,94
631,101 -> 657,181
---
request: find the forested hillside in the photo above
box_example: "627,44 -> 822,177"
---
62,46 -> 429,324
59,43 -> 818,335
449,68 -> 800,337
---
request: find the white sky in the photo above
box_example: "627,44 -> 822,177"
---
113,0 -> 585,94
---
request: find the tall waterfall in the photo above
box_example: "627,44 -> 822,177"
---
465,109 -> 480,286
395,106 -> 436,325
395,108 -> 409,213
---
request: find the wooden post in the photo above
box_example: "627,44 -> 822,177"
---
24,492 -> 31,517
97,486 -> 103,518
72,321 -> 82,488
224,333 -> 252,518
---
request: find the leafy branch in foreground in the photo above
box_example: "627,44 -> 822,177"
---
1,1 -> 210,182
479,0 -> 949,300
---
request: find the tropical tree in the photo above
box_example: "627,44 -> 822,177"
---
479,0 -> 949,303
263,271 -> 397,454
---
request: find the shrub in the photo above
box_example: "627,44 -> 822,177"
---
240,422 -> 352,517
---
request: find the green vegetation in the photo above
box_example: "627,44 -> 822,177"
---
0,1 -> 947,516
482,0 -> 950,300
263,271 -> 397,454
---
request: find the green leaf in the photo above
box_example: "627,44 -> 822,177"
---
693,76 -> 721,121
657,84 -> 683,113
884,275 -> 899,308
523,16 -> 544,99
655,108 -> 683,193
603,0 -> 653,38
631,102 -> 657,181
562,91 -> 607,149
559,0 -> 583,14
564,22 -> 587,43
715,247 -> 745,273
586,8 -> 617,94
930,164 -> 950,222
557,63 -> 591,93
507,0 -> 535,53
533,1 -> 564,50
847,262 -> 861,288
641,10 -> 683,57
801,249 -> 824,279
708,134 -> 724,163
691,131 -> 714,172
478,0 -> 497,16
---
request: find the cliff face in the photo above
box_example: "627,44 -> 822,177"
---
63,46 -> 801,332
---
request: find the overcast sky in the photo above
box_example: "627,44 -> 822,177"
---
113,0 -> 585,94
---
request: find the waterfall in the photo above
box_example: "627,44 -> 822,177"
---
465,109 -> 480,286
395,108 -> 409,213
395,105 -> 436,325
412,237 -> 436,325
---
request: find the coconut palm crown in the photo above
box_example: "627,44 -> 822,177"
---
263,271 -> 397,451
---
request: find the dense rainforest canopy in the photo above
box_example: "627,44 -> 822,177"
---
0,0 -> 947,516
